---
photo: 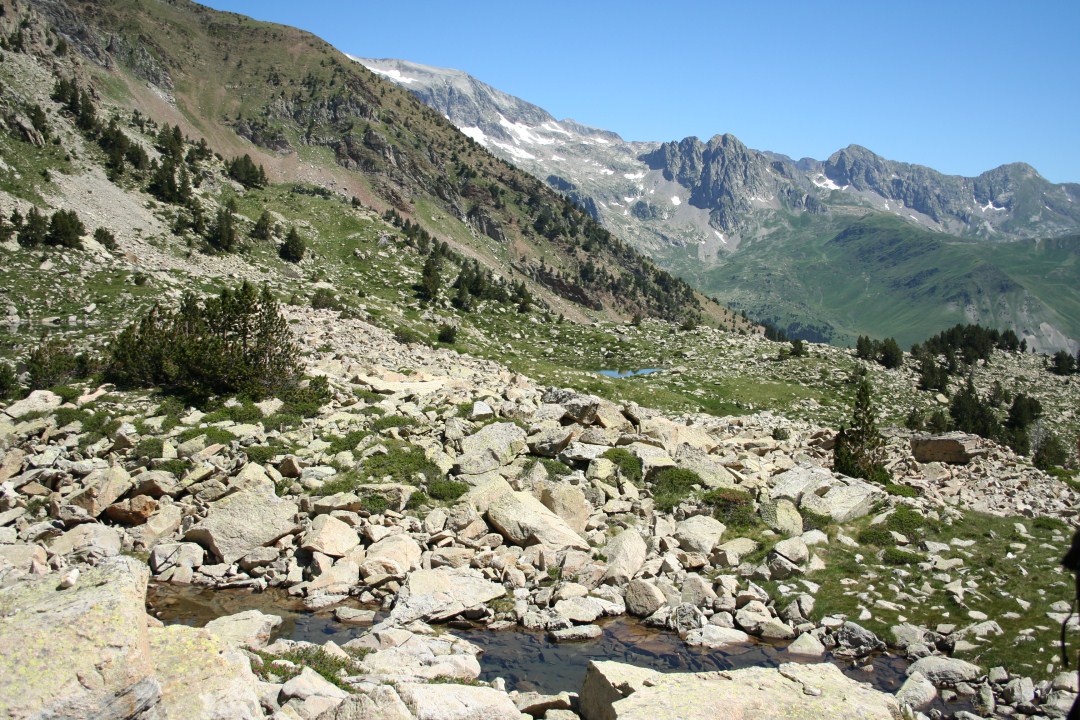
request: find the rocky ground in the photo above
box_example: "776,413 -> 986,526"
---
2,305 -> 1078,719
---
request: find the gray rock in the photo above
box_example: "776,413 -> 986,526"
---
386,567 -> 505,625
3,389 -> 62,419
785,632 -> 826,658
48,523 -> 122,560
760,498 -> 803,536
302,514 -> 360,558
67,465 -> 134,518
910,433 -> 984,465
685,625 -> 751,649
486,490 -> 588,551
551,624 -> 603,642
204,609 -> 282,649
624,579 -> 666,617
602,530 -> 647,585
834,621 -> 885,657
897,671 -> 938,711
396,681 -> 520,720
907,656 -> 983,685
184,486 -> 299,564
150,542 -> 205,573
674,515 -> 726,554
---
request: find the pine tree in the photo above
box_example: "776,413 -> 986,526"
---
879,337 -> 903,369
251,210 -> 274,240
420,251 -> 441,302
833,371 -> 889,483
16,207 -> 47,247
279,227 -> 305,262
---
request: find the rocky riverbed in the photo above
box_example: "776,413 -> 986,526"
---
1,307 -> 1078,719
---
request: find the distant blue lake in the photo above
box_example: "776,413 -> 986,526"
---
596,368 -> 662,378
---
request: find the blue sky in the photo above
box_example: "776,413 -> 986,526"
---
201,1 -> 1078,183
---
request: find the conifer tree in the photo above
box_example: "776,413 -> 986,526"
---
833,371 -> 889,483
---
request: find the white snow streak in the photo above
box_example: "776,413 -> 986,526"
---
460,127 -> 488,144
497,114 -> 554,146
670,196 -> 682,206
492,141 -> 536,160
623,171 -> 646,180
365,66 -> 417,85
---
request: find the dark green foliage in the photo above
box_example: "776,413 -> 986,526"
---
360,443 -> 442,483
881,547 -> 921,565
147,157 -> 192,204
950,376 -> 1000,440
904,407 -> 925,431
1006,393 -> 1042,430
879,337 -> 903,369
279,226 -> 305,262
44,210 -> 85,248
789,339 -> 807,358
926,409 -> 950,434
133,437 -> 164,460
1051,350 -> 1077,376
326,430 -> 368,455
26,337 -> 94,390
251,210 -> 274,240
94,227 -> 117,251
106,281 -> 301,402
428,479 -> 468,501
833,372 -> 890,483
915,350 -> 949,392
855,335 -> 874,360
856,526 -> 896,547
419,251 -> 441,302
884,483 -> 920,498
885,505 -> 928,535
436,324 -> 457,344
0,361 -> 18,400
310,288 -> 340,310
250,647 -> 360,691
245,444 -> 284,465
392,327 -> 423,345
601,448 -> 643,486
700,488 -> 757,528
771,427 -> 791,441
801,508 -> 832,531
370,414 -> 415,432
652,467 -> 703,512
27,103 -> 48,138
207,205 -> 238,252
16,207 -> 47,247
227,154 -> 267,188
1034,433 -> 1069,471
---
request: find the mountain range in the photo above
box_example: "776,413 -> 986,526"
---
359,57 -> 1080,351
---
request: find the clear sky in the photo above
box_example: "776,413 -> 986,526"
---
200,0 -> 1078,183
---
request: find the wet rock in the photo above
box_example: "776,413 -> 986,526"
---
786,632 -> 826,658
204,609 -> 283,649
907,656 -> 983,685
685,625 -> 751,649
551,624 -> 603,642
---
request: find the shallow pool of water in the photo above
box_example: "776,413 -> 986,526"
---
596,368 -> 662,379
147,584 -> 910,696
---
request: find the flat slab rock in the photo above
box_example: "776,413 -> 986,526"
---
386,566 -> 506,625
581,660 -> 901,720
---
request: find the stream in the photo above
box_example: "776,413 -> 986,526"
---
147,583 -> 912,697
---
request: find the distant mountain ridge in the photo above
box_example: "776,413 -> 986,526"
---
357,57 -> 1080,352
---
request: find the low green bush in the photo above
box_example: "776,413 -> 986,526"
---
801,507 -> 833,532
881,547 -> 921,566
428,479 -> 468,501
701,488 -> 758,528
371,414 -> 415,433
652,467 -> 703,512
884,482 -> 920,498
601,448 -> 643,486
856,525 -> 896,547
885,505 -> 928,536
360,443 -> 441,483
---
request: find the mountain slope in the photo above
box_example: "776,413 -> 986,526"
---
28,0 -> 728,327
358,57 -> 1080,351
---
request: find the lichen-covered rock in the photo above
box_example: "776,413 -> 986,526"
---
486,490 -> 588,550
0,556 -> 158,720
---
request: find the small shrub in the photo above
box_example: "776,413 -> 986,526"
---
245,444 -> 282,465
884,482 -> 920,498
436,324 -> 458,344
405,490 -> 429,509
371,414 -> 415,433
601,448 -> 643,486
251,647 -> 356,691
94,227 -> 117,251
326,430 -> 368,455
134,437 -> 164,459
393,327 -> 424,345
881,547 -> 921,566
771,427 -> 791,441
856,525 -> 896,547
701,488 -> 757,528
0,362 -> 19,399
26,337 -> 87,390
801,507 -> 833,532
360,443 -> 441,483
361,492 -> 389,514
885,505 -> 927,536
279,227 -> 305,262
428,479 -> 468,501
652,467 -> 703,512
311,288 -> 340,310
106,282 -> 302,403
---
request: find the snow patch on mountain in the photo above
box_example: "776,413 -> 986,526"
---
365,65 -> 418,85
461,127 -> 488,144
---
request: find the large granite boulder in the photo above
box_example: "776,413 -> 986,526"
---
396,681 -> 521,720
386,567 -> 505,625
0,557 -> 159,719
184,486 -> 299,564
486,490 -> 588,551
601,530 -> 647,585
910,432 -> 984,465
